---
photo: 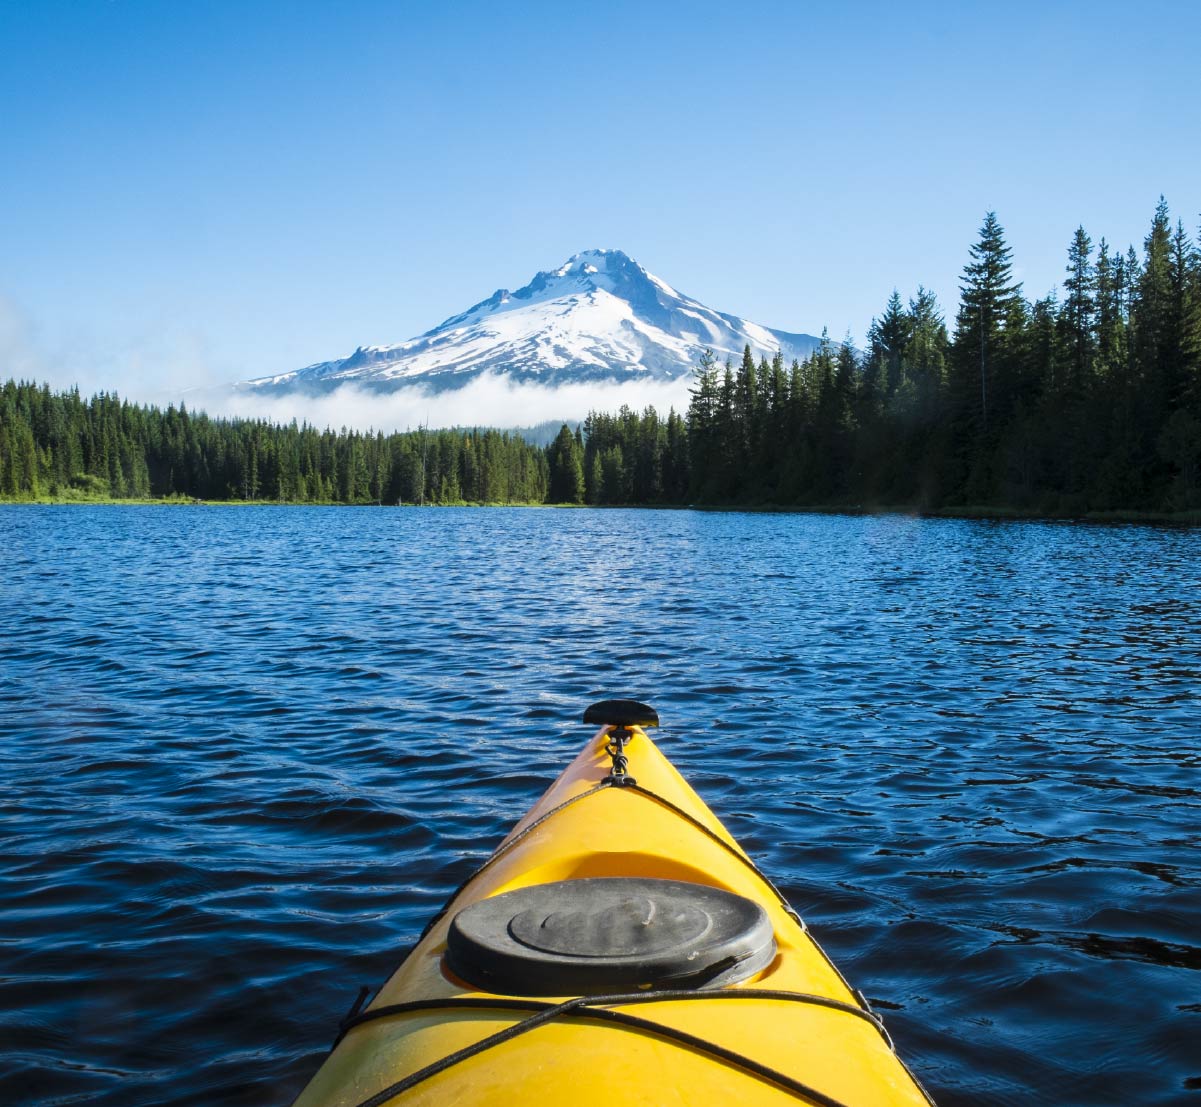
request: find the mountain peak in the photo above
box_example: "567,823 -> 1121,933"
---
553,248 -> 641,280
496,248 -> 657,307
559,247 -> 630,269
245,250 -> 822,392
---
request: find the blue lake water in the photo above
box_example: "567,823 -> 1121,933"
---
1,505 -> 1198,1106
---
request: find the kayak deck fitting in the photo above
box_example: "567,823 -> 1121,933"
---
294,701 -> 934,1106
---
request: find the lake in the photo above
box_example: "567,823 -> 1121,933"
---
1,505 -> 1198,1105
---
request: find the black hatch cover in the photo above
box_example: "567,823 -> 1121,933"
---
446,877 -> 775,995
582,700 -> 659,728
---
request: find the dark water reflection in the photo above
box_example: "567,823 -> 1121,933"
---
1,506 -> 1198,1105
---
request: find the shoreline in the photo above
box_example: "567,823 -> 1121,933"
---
3,496 -> 1199,526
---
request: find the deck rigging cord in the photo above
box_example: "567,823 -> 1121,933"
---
341,990 -> 862,1107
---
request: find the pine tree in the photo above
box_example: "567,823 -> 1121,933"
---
810,328 -> 844,498
953,212 -> 1025,430
1095,239 -> 1127,379
908,287 -> 947,409
686,348 -> 720,499
947,213 -> 1027,502
1134,197 -> 1174,396
600,444 -> 625,504
1061,226 -> 1096,393
17,421 -> 39,496
876,290 -> 911,399
1168,219 -> 1201,412
547,424 -> 584,504
714,360 -> 737,500
735,344 -> 758,475
663,408 -> 689,502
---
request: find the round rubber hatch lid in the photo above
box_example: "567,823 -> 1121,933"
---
446,877 -> 775,996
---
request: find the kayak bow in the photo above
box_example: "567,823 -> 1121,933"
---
294,701 -> 933,1106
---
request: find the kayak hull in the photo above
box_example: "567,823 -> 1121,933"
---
294,728 -> 931,1106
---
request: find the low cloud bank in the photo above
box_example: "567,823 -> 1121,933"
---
181,372 -> 696,433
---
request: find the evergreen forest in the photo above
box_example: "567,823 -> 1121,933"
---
3,200 -> 1199,515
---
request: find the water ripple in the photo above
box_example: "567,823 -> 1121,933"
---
1,505 -> 1199,1105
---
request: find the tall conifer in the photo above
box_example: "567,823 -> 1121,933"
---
953,212 -> 1024,428
1061,226 -> 1096,392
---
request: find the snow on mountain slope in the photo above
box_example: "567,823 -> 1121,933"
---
245,249 -> 822,391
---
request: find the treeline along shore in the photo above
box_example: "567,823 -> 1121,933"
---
3,200 -> 1199,515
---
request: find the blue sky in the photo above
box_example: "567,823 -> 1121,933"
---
1,0 -> 1199,406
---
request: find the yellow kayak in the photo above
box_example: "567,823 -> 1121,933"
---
294,701 -> 934,1106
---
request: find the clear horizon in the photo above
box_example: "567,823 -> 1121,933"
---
1,0 -> 1199,423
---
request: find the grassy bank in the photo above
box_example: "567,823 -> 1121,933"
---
0,492 -> 543,507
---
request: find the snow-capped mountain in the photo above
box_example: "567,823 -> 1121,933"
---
245,249 -> 822,391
